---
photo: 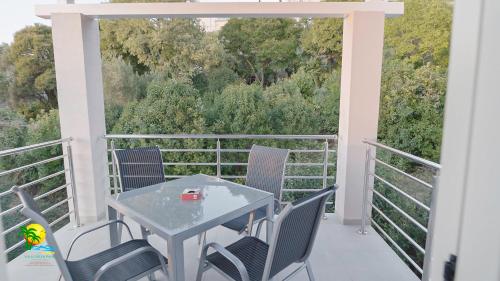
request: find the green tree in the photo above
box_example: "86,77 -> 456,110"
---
8,24 -> 57,113
385,0 -> 452,68
100,18 -> 207,77
219,18 -> 302,86
264,79 -> 318,135
301,18 -> 343,84
113,79 -> 205,135
379,59 -> 446,162
208,83 -> 270,134
0,43 -> 13,104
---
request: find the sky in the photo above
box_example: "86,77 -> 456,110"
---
0,0 -> 101,44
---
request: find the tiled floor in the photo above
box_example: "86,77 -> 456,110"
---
7,214 -> 419,281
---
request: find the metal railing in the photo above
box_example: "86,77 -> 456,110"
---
359,139 -> 441,277
0,138 -> 80,257
104,134 -> 337,205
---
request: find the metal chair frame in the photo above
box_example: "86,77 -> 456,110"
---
11,185 -> 169,281
197,186 -> 336,281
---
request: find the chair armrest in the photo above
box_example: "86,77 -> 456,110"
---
201,242 -> 250,281
93,245 -> 168,281
66,220 -> 133,260
274,198 -> 283,213
255,216 -> 277,238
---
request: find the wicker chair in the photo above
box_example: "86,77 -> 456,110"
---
113,146 -> 166,192
222,144 -> 289,234
197,186 -> 337,281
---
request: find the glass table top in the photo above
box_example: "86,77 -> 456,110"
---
109,174 -> 273,236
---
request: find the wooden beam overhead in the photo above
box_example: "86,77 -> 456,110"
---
35,2 -> 404,20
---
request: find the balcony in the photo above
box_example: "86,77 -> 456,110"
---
1,134 -> 436,281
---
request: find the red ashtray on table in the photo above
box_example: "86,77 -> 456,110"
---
181,188 -> 202,200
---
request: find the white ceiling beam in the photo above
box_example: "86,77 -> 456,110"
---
35,2 -> 403,19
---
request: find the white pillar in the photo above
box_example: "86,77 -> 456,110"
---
335,11 -> 385,225
52,13 -> 108,224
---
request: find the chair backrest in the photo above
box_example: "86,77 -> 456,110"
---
113,146 -> 166,192
264,186 -> 336,280
245,145 -> 289,201
11,186 -> 73,281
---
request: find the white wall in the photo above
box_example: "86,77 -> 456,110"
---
426,0 -> 500,280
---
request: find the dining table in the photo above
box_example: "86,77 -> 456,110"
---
106,174 -> 275,281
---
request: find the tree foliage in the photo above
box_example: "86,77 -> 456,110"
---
219,18 -> 302,86
7,24 -> 56,112
385,0 -> 452,68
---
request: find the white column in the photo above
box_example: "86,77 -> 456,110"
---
335,11 -> 385,225
51,13 -> 108,224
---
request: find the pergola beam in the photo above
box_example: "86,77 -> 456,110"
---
35,2 -> 403,19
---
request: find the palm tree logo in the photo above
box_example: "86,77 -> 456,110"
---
19,224 -> 45,250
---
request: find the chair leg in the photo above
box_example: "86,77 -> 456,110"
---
196,246 -> 209,281
305,260 -> 316,281
117,213 -> 124,242
198,231 -> 207,259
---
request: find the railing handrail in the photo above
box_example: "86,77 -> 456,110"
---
0,137 -> 72,157
105,134 -> 337,140
363,139 -> 441,170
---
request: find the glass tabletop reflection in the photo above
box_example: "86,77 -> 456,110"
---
109,174 -> 272,236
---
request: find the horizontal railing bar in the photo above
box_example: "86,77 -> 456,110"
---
0,138 -> 72,158
4,239 -> 25,254
161,162 -> 335,167
109,148 -> 337,154
220,149 -> 336,153
374,158 -> 433,189
371,204 -> 425,254
372,188 -> 428,233
217,175 -> 336,180
111,174 -> 336,181
49,211 -> 72,227
105,134 -> 337,140
163,163 -> 216,166
34,183 -> 70,201
161,148 -> 216,153
371,219 -> 424,274
2,218 -> 31,236
0,155 -> 66,177
363,139 -> 441,170
41,198 -> 71,215
373,174 -> 430,211
285,176 -> 335,179
283,189 -> 323,192
0,170 -> 68,198
0,183 -> 70,217
0,204 -> 22,217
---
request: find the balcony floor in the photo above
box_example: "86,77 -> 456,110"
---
7,214 -> 418,281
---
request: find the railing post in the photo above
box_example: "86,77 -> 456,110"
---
66,143 -> 81,227
422,169 -> 440,280
359,144 -> 372,235
110,140 -> 118,194
216,138 -> 221,178
322,140 -> 329,219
